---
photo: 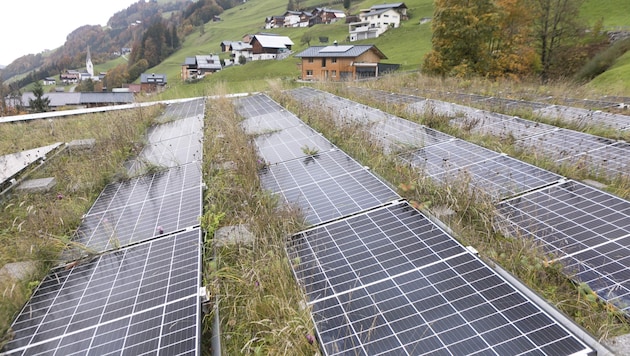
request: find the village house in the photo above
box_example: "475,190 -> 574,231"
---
60,71 -> 80,84
42,77 -> 56,86
349,3 -> 407,41
310,8 -> 346,26
140,73 -> 167,92
249,34 -> 293,61
181,55 -> 222,81
294,43 -> 389,81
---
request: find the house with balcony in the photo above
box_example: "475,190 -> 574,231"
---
295,43 -> 388,81
349,3 -> 406,41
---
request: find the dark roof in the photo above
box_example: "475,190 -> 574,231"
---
370,2 -> 407,10
294,45 -> 387,59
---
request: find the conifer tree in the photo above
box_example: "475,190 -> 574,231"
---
29,81 -> 50,113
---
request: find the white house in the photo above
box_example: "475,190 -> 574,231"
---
349,4 -> 405,42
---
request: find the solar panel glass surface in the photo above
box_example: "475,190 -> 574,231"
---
260,150 -> 399,225
495,180 -> 630,312
399,139 -> 501,177
72,163 -> 202,254
2,228 -> 201,356
254,125 -> 335,164
288,202 -> 592,355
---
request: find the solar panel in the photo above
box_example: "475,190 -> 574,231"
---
495,180 -> 630,313
260,149 -> 399,225
517,129 -> 617,161
288,88 -> 394,124
399,139 -> 501,177
288,201 -> 593,355
370,117 -> 452,153
433,155 -> 563,200
2,227 -> 202,356
557,141 -> 630,180
126,108 -> 204,175
241,111 -> 304,135
534,105 -> 630,131
161,98 -> 206,121
70,163 -> 202,255
235,94 -> 287,119
0,142 -> 63,183
254,124 -> 335,164
347,87 -> 425,106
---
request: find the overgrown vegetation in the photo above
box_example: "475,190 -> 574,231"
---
200,90 -> 316,355
0,106 -> 158,345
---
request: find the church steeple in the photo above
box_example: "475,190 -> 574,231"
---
86,46 -> 94,77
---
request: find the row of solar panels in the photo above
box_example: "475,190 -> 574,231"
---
2,99 -> 207,356
347,87 -> 630,181
287,87 -> 630,320
234,93 -> 595,355
403,87 -> 630,132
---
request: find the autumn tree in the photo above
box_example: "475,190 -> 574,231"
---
489,0 -> 537,78
423,0 -> 499,77
104,63 -> 129,91
532,0 -> 585,81
29,82 -> 50,113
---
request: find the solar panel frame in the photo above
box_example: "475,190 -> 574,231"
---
2,228 -> 202,356
288,202 -> 593,356
495,180 -> 630,313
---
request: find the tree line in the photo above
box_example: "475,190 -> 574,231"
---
422,0 -> 607,81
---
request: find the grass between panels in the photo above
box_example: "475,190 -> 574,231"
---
0,106 -> 160,346
200,93 -> 316,355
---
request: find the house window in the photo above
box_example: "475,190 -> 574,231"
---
306,70 -> 313,77
308,58 -> 314,63
322,58 -> 327,67
332,70 -> 337,77
331,57 -> 337,63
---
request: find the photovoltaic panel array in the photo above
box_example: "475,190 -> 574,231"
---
288,201 -> 593,356
68,162 -> 202,256
287,87 -> 453,153
259,149 -> 400,225
2,227 -> 201,356
2,97 -> 206,356
343,87 -> 630,181
288,88 -> 565,200
495,180 -> 630,314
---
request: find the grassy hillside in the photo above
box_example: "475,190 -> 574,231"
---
148,0 -> 434,93
581,0 -> 630,27
588,51 -> 630,93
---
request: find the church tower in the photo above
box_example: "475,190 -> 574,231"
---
86,46 -> 94,77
